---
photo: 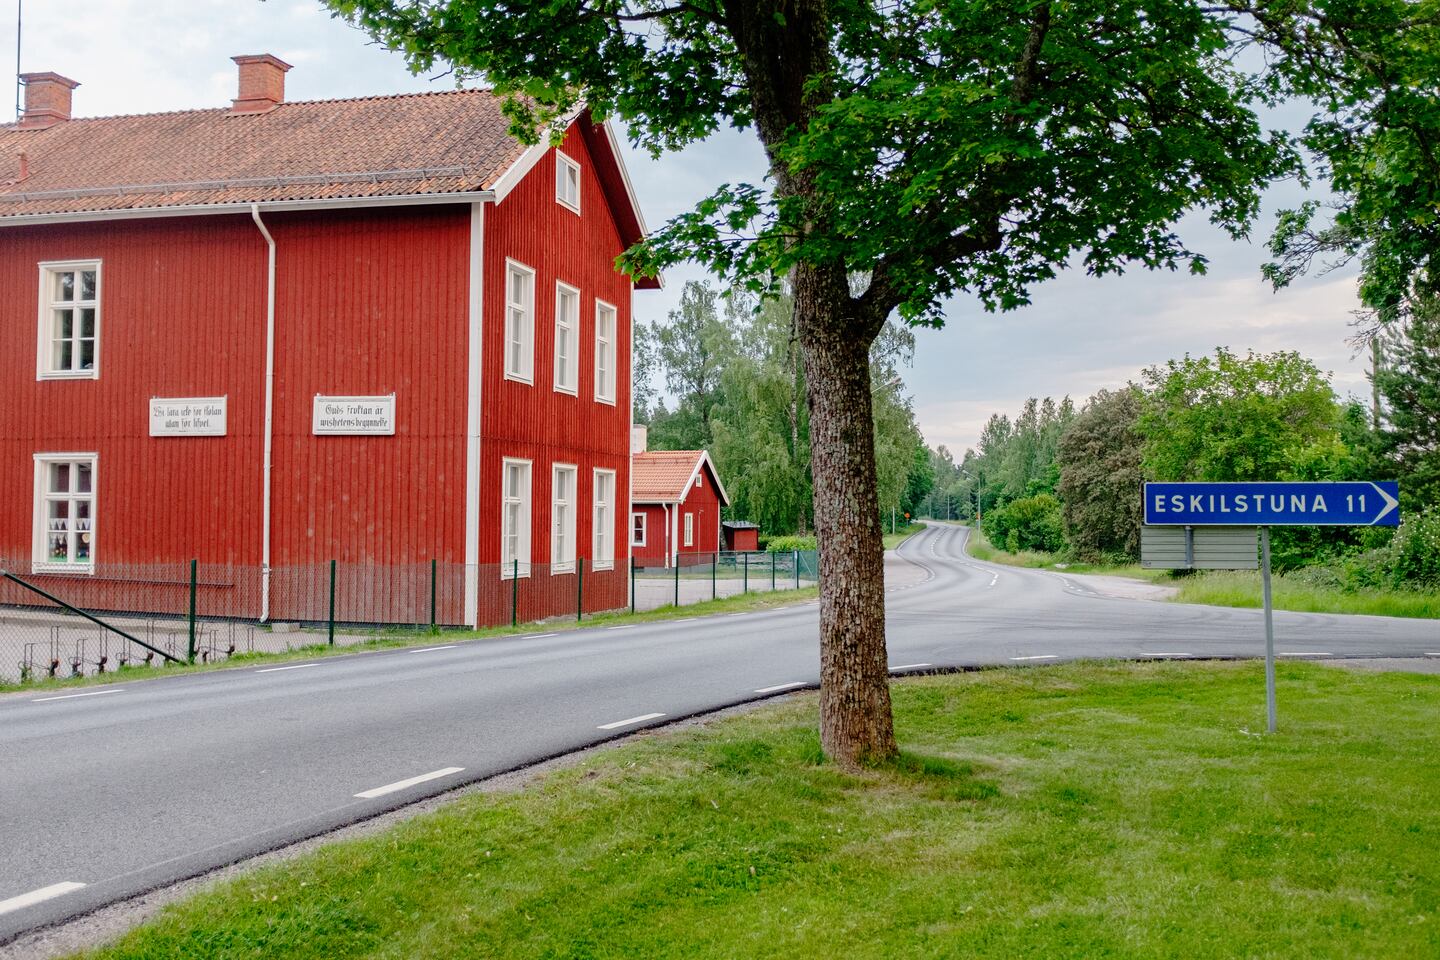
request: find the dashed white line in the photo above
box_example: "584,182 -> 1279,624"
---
754,682 -> 806,694
606,625 -> 635,631
255,663 -> 319,673
354,767 -> 465,799
1424,652 -> 1440,657
409,645 -> 457,654
1010,655 -> 1058,661
1149,653 -> 1193,658
890,663 -> 932,670
0,881 -> 87,916
597,712 -> 666,730
31,689 -> 122,703
988,573 -> 999,588
1279,652 -> 1332,657
522,633 -> 556,640
674,617 -> 697,622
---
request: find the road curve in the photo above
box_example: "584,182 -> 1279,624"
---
1,521 -> 1434,941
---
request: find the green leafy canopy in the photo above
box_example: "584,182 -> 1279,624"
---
325,0 -> 1296,326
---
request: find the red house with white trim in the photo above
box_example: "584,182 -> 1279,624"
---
0,56 -> 656,626
630,447 -> 729,568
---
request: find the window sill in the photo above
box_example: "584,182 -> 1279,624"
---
592,562 -> 614,572
553,385 -> 578,397
594,395 -> 616,407
557,199 -> 581,215
553,563 -> 575,575
31,562 -> 96,576
37,370 -> 99,382
503,372 -> 534,386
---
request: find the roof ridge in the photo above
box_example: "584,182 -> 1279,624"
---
0,87 -> 498,128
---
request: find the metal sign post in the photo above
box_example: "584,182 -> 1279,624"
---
1142,481 -> 1400,734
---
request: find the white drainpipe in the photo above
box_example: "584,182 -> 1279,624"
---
251,204 -> 276,622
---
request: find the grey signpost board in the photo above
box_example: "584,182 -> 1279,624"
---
1142,481 -> 1400,733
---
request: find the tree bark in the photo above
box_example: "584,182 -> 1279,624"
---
793,263 -> 897,767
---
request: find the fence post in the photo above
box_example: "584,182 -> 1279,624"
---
511,559 -> 519,628
327,559 -> 336,646
794,550 -> 800,589
673,557 -> 680,608
630,556 -> 636,613
186,559 -> 198,664
429,558 -> 438,634
771,551 -> 776,590
577,557 -> 585,622
743,553 -> 749,594
712,552 -> 717,602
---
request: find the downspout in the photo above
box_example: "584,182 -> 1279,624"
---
251,204 -> 276,622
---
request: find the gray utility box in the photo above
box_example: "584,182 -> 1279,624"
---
1140,525 -> 1259,570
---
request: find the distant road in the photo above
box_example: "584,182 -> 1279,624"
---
2,522 -> 1434,942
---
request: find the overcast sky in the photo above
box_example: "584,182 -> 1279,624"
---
6,0 -> 1371,454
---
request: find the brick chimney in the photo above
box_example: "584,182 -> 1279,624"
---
230,54 -> 293,114
18,73 -> 80,130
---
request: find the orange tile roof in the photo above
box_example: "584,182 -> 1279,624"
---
0,89 -> 526,219
632,450 -> 714,503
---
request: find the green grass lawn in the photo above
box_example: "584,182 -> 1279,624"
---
78,661 -> 1439,959
0,587 -> 818,696
965,527 -> 1171,580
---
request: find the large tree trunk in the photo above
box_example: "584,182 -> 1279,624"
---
793,264 -> 897,767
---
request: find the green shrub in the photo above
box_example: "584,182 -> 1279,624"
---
985,494 -> 1066,554
1388,506 -> 1440,586
765,534 -> 818,553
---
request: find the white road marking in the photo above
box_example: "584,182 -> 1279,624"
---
754,682 -> 806,694
409,645 -> 457,654
597,712 -> 666,730
354,767 -> 465,799
1149,653 -> 1193,658
1425,652 -> 1440,657
988,573 -> 999,588
674,618 -> 697,622
1010,655 -> 1058,661
606,625 -> 635,631
890,663 -> 932,670
1279,652 -> 1332,657
255,663 -> 319,673
31,689 -> 121,703
522,633 -> 556,640
0,881 -> 87,916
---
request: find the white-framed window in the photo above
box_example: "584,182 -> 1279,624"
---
556,151 -> 580,213
33,453 -> 96,572
593,469 -> 615,570
504,260 -> 535,383
684,512 -> 695,547
594,300 -> 616,404
695,473 -> 703,489
37,261 -> 101,380
632,512 -> 647,547
552,463 -> 577,572
554,282 -> 579,395
501,458 -> 532,578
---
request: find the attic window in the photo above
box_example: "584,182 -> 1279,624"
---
695,474 -> 703,489
556,152 -> 580,213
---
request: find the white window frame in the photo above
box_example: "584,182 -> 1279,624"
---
556,151 -> 581,214
552,463 -> 578,573
33,453 -> 97,574
684,511 -> 695,548
554,281 -> 580,396
37,260 -> 102,380
592,469 -> 615,570
501,458 -> 532,578
503,259 -> 535,384
632,512 -> 647,547
594,299 -> 617,405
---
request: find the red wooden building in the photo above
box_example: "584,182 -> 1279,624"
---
630,446 -> 729,568
0,56 -> 656,626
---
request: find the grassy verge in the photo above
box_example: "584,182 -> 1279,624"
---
79,661 -> 1439,959
965,527 -> 1170,581
965,528 -> 1439,618
0,586 -> 818,696
1173,570 -> 1440,619
883,521 -> 926,550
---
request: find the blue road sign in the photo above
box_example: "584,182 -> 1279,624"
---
1144,481 -> 1400,527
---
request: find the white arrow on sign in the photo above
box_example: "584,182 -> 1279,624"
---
1370,482 -> 1399,525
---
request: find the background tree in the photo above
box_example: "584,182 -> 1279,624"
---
1057,386 -> 1145,560
330,0 -> 1296,765
646,282 -> 738,450
1376,299 -> 1440,506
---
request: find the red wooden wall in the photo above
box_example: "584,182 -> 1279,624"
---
477,124 -> 633,619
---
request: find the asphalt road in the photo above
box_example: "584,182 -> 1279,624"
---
2,522 -> 1435,941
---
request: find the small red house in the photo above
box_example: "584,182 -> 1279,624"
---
630,449 -> 729,568
0,56 -> 656,627
722,521 -> 760,552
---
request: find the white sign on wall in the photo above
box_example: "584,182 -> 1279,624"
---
149,396 -> 227,437
313,395 -> 397,435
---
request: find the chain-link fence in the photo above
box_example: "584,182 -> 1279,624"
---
0,550 -> 816,685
